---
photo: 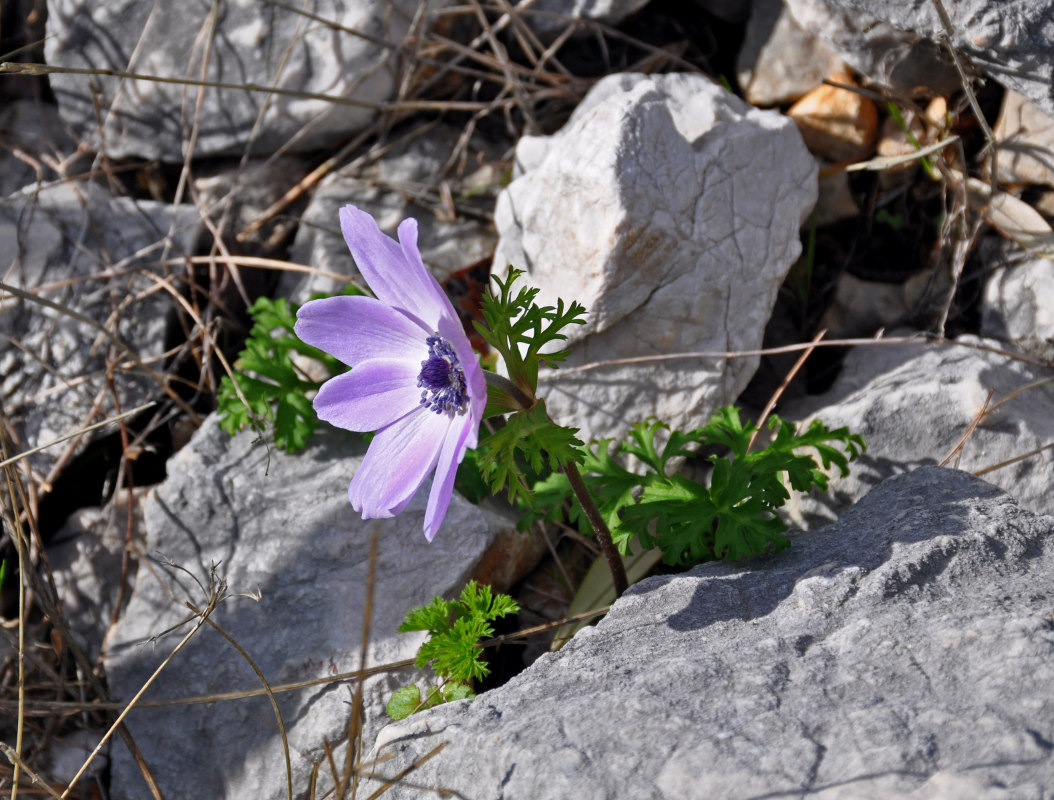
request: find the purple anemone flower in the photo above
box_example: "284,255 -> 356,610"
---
294,205 -> 486,541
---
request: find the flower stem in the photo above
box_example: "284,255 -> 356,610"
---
483,370 -> 536,414
563,461 -> 629,598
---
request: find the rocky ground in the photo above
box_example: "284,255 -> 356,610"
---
1,1 -> 1053,798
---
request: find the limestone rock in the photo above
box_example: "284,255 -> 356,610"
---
737,0 -> 845,107
105,415 -> 515,800
0,182 -> 198,482
492,72 -> 817,442
981,253 -> 1054,358
811,160 -> 860,226
783,0 -> 1054,117
783,336 -> 1054,528
995,90 -> 1054,189
363,467 -> 1054,798
44,0 -> 424,160
192,156 -> 312,251
817,268 -> 948,339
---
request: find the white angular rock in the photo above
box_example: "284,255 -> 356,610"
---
280,126 -> 499,304
362,467 -> 1054,798
0,182 -> 198,481
492,72 -> 817,442
737,0 -> 845,106
981,253 -> 1054,357
995,89 -> 1054,189
105,415 -> 514,800
44,0 -> 423,160
783,0 -> 1054,117
782,336 -> 1054,528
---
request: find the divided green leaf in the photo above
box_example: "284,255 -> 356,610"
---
526,407 -> 864,568
396,580 -> 520,687
475,400 -> 584,504
217,296 -> 344,453
474,268 -> 587,397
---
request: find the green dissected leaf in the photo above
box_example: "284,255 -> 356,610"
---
527,407 -> 864,569
626,474 -> 719,564
396,580 -> 520,687
216,296 -> 345,453
473,268 -> 587,397
696,405 -> 752,458
475,400 -> 583,504
520,434 -> 638,547
398,597 -> 456,634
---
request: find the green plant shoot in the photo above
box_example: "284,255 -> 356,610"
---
388,581 -> 519,720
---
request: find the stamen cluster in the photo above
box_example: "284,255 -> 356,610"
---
418,335 -> 468,416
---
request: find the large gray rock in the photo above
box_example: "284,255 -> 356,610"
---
492,72 -> 817,442
280,126 -> 500,304
0,182 -> 198,482
783,0 -> 1054,116
105,415 -> 514,800
44,0 -> 421,160
783,336 -> 1054,528
363,466 -> 1054,798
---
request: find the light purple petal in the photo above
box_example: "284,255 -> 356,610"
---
313,359 -> 423,432
348,408 -> 450,518
436,312 -> 486,449
339,206 -> 453,331
396,218 -> 462,324
423,415 -> 474,541
295,295 -> 427,367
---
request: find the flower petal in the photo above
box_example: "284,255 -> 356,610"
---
423,414 -> 474,541
436,312 -> 486,449
295,294 -> 427,367
313,359 -> 423,432
339,206 -> 455,331
348,407 -> 450,518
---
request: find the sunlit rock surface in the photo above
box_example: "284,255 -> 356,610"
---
493,72 -> 817,443
364,467 -> 1054,799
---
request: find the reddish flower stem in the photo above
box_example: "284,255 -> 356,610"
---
563,460 -> 629,598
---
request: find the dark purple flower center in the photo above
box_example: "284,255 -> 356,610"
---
418,335 -> 469,416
